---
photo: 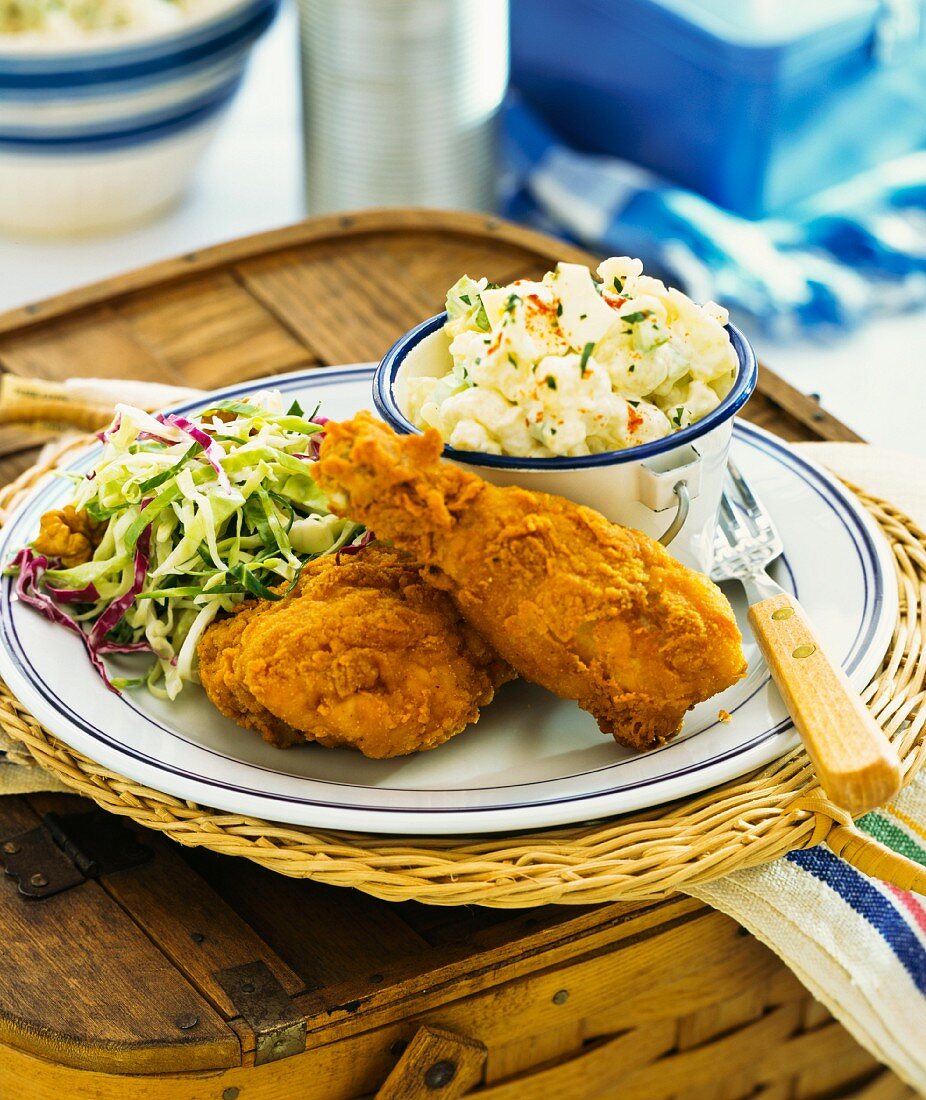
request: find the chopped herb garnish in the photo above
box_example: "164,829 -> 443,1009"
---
613,276 -> 624,292
508,353 -> 518,367
459,294 -> 471,305
286,399 -> 304,416
628,365 -> 635,373
671,407 -> 685,427
556,302 -> 563,317
579,313 -> 587,320
628,400 -> 639,407
621,311 -> 649,324
504,293 -> 521,314
545,376 -> 557,390
579,342 -> 594,374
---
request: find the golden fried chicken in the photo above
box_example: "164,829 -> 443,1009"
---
198,545 -> 513,758
32,505 -> 104,567
316,413 -> 747,750
197,602 -> 303,748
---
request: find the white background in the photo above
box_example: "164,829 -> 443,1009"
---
1,2 -> 924,454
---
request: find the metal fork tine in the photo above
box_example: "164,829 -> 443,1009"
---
727,459 -> 762,518
711,461 -> 785,586
718,488 -> 751,546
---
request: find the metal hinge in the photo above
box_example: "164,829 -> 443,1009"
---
214,960 -> 307,1065
0,810 -> 152,899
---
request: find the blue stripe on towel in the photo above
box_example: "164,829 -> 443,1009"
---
787,846 -> 926,994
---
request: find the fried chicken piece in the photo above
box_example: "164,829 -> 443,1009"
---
197,601 -> 303,748
32,505 -> 105,567
198,545 -> 513,758
316,413 -> 747,750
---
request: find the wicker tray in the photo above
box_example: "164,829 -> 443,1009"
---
1,436 -> 924,907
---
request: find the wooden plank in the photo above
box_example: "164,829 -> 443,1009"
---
296,909 -> 776,1051
478,1019 -> 680,1100
0,905 -> 888,1100
182,847 -> 430,993
238,241 -> 445,365
113,272 -> 313,389
281,898 -> 702,1048
374,1024 -> 486,1099
0,210 -> 599,339
0,798 -> 239,1075
25,793 -> 305,1020
0,1017 -> 410,1100
0,305 -> 174,384
773,1021 -> 880,1093
359,232 -> 554,299
485,1019 -> 584,1085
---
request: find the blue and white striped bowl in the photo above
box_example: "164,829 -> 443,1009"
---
0,0 -> 279,234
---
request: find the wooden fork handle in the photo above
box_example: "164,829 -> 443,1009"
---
748,592 -> 901,817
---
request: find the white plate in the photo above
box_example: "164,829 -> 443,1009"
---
0,365 -> 898,835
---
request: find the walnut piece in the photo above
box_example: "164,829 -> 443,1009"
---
32,505 -> 105,568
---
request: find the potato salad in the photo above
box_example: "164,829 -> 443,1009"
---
1,0 -> 223,38
404,258 -> 738,459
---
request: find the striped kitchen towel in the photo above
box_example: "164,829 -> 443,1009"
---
691,771 -> 926,1090
501,96 -> 926,340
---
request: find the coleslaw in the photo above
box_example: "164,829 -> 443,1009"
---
4,391 -> 364,700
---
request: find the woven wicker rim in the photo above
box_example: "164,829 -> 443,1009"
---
1,436 -> 924,908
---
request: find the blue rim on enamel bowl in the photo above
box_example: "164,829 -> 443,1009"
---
0,0 -> 279,90
374,312 -> 759,470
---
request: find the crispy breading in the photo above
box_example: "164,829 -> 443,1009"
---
316,412 -> 747,750
32,505 -> 105,567
196,602 -> 303,748
197,545 -> 514,758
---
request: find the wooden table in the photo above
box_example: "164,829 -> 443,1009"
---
0,211 -> 903,1100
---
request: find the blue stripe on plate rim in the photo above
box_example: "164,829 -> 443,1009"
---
0,72 -> 242,153
0,366 -> 888,816
0,0 -> 277,88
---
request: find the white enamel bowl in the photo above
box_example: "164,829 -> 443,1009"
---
0,0 -> 279,235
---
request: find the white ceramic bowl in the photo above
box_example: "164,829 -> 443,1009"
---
373,313 -> 759,574
0,0 -> 279,235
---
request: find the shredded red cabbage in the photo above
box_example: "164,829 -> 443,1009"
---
335,529 -> 374,563
96,413 -> 121,444
307,417 -> 329,460
136,430 -> 177,446
159,414 -> 231,491
45,580 -> 100,603
96,640 -> 153,656
11,549 -> 120,691
87,521 -> 151,653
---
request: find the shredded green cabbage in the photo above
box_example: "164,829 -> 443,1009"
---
34,392 -> 362,700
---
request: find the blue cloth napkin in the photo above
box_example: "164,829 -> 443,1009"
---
501,97 -> 926,339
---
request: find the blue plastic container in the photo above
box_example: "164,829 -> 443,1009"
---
510,0 -> 926,218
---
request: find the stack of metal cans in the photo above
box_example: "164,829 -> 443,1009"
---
298,0 -> 509,214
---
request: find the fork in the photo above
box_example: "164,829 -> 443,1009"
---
711,460 -> 901,817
